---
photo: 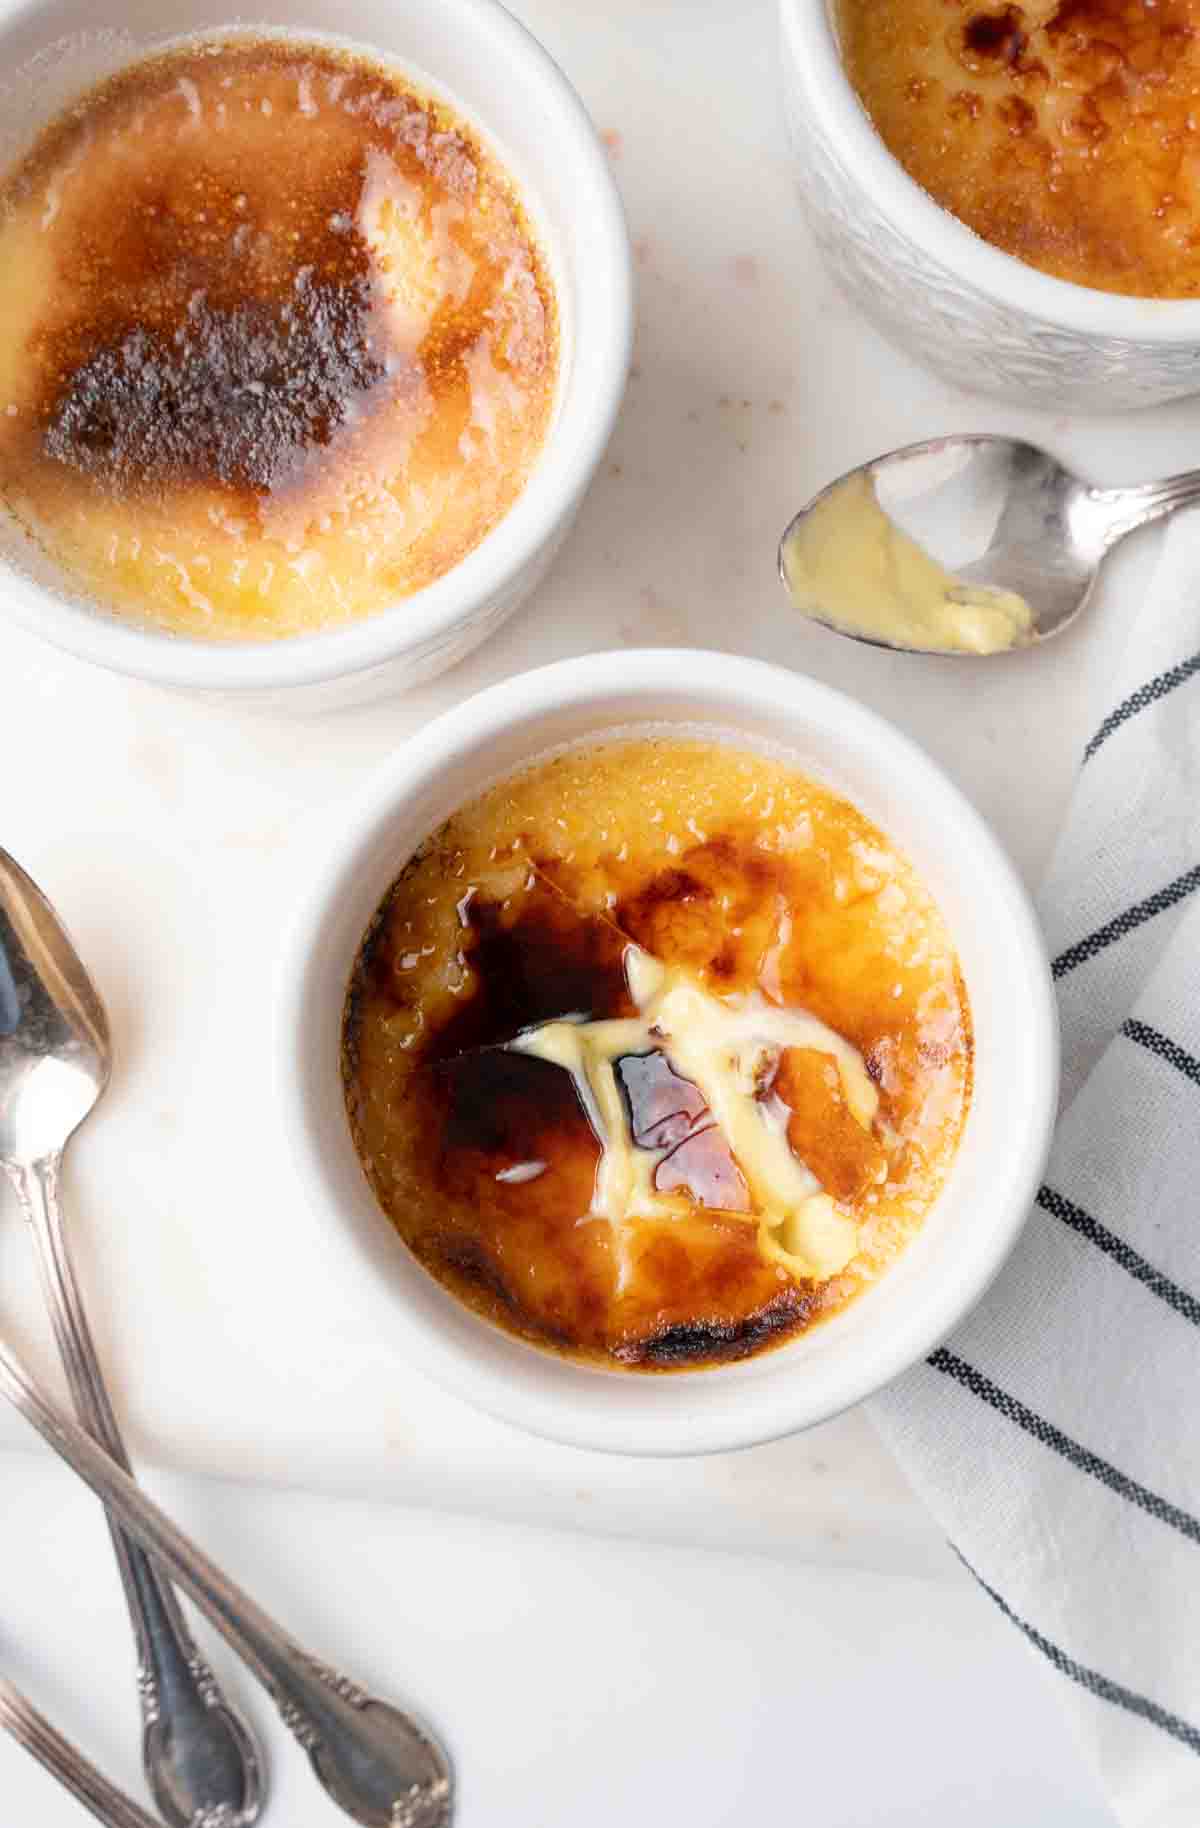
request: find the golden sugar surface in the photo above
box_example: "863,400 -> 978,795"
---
838,0 -> 1200,297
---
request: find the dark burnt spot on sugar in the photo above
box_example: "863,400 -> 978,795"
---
1,38 -> 552,520
614,1285 -> 816,1367
426,881 -> 635,1062
963,6 -> 1029,65
42,270 -> 387,496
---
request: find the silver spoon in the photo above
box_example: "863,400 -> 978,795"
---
778,434 -> 1200,654
0,846 -> 264,1827
0,1335 -> 453,1827
0,1671 -> 163,1827
0,849 -> 453,1827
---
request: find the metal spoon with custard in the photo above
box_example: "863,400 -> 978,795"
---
779,436 -> 1200,656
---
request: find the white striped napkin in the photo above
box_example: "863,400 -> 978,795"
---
869,514 -> 1200,1828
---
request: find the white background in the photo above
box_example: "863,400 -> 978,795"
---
5,0 -> 1191,1816
0,1447 -> 1113,1825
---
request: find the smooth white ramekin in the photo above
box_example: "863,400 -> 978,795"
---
278,649 -> 1059,1456
780,0 -> 1200,409
0,2 -> 632,708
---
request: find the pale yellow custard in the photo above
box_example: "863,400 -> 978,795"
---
0,37 -> 557,639
782,471 -> 1033,654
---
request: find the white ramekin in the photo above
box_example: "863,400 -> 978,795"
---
780,0 -> 1200,409
0,2 -> 631,708
278,649 -> 1059,1456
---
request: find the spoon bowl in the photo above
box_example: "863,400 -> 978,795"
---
778,435 -> 1200,655
0,854 -> 109,1162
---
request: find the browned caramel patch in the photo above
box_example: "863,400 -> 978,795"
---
419,1048 -> 612,1352
612,1221 -> 816,1366
616,1050 -> 751,1210
963,7 -> 1029,66
773,1047 -> 887,1205
42,272 -> 383,497
615,837 -> 790,993
426,883 -> 635,1060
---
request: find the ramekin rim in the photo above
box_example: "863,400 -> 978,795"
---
0,0 -> 634,691
275,648 -> 1059,1455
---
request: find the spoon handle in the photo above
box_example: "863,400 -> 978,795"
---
10,1153 -> 263,1828
0,1325 -> 453,1828
1092,470 -> 1200,546
0,1673 -> 162,1828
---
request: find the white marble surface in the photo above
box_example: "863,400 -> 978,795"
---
0,0 -> 1192,1815
0,1445 -> 1115,1826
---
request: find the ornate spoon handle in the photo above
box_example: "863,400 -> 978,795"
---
9,1153 -> 262,1828
0,1327 -> 453,1828
1090,468 -> 1200,545
0,1673 -> 162,1828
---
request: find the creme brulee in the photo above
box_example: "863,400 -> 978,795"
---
838,0 -> 1200,298
343,738 -> 972,1371
0,36 -> 557,639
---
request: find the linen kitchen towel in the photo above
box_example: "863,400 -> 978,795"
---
871,512 -> 1200,1828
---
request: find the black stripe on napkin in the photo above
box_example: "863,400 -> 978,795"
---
1052,866 -> 1200,979
1084,650 -> 1200,762
928,1348 -> 1200,1546
956,1552 -> 1200,1758
1123,1018 -> 1200,1091
1036,1186 -> 1200,1328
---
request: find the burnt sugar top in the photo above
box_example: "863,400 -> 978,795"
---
0,36 -> 558,638
343,739 -> 973,1372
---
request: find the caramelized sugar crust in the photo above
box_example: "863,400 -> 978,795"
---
838,0 -> 1200,297
343,741 -> 973,1371
0,38 -> 557,637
